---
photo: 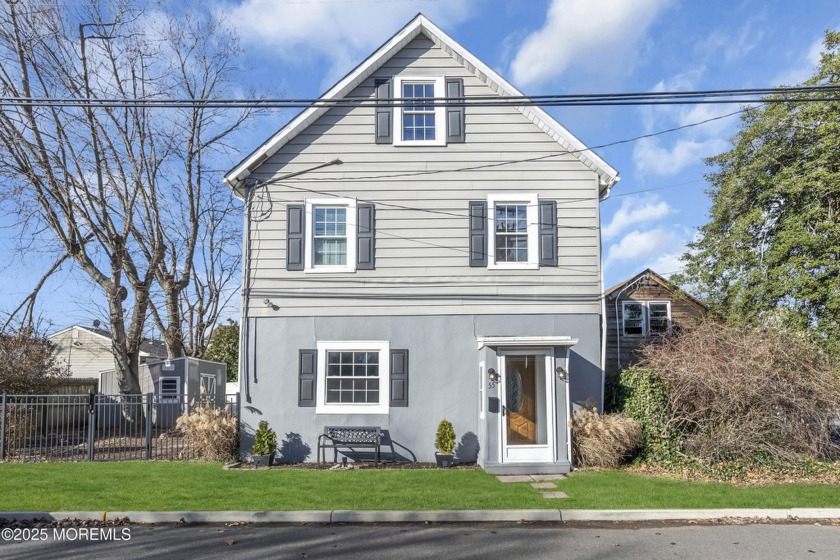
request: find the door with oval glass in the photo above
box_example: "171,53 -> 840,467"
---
499,349 -> 555,463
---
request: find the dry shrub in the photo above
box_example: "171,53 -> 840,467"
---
635,320 -> 840,464
175,403 -> 238,462
571,409 -> 641,467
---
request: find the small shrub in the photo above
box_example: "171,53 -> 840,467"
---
571,409 -> 641,468
175,403 -> 238,462
435,418 -> 456,455
252,420 -> 277,456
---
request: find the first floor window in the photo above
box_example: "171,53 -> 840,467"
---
622,302 -> 645,336
648,302 -> 671,335
316,341 -> 390,414
326,351 -> 380,404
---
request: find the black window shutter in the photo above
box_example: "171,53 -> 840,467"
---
538,199 -> 558,267
390,349 -> 409,407
298,349 -> 317,407
469,201 -> 488,267
445,77 -> 465,143
374,79 -> 392,144
357,203 -> 375,270
287,204 -> 305,271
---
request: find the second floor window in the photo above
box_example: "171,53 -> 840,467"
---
495,204 -> 528,263
313,207 -> 347,266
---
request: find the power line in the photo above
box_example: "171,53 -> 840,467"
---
1,85 -> 838,109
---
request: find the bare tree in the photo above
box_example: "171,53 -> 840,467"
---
0,0 -> 250,393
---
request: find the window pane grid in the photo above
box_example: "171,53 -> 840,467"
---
495,204 -> 528,262
402,82 -> 436,141
623,303 -> 645,335
649,303 -> 670,334
313,206 -> 347,265
325,351 -> 380,404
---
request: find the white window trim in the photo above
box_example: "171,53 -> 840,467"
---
622,301 -> 646,337
647,301 -> 672,336
393,76 -> 446,147
315,340 -> 390,415
304,197 -> 357,273
487,193 -> 539,270
159,376 -> 181,402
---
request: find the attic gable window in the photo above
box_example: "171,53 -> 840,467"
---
393,77 -> 445,146
648,301 -> 672,335
622,302 -> 645,336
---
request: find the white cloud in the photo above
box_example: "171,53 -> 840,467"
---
602,196 -> 673,239
771,36 -> 824,87
605,226 -> 691,275
221,0 -> 476,88
696,21 -> 763,64
509,0 -> 671,89
633,136 -> 729,177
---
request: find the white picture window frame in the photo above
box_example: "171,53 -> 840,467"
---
393,76 -> 446,147
304,197 -> 357,273
487,193 -> 539,270
200,373 -> 217,401
315,340 -> 390,415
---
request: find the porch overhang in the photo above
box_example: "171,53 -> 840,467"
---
476,336 -> 579,350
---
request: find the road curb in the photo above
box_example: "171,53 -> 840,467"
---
2,509 -> 840,524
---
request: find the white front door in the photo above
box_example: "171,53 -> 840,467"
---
499,349 -> 556,463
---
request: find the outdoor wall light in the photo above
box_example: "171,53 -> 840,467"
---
555,366 -> 567,380
488,368 -> 499,389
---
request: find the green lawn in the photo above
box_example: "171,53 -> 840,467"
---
2,463 -> 840,511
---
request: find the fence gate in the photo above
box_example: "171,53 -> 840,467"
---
0,392 -> 239,462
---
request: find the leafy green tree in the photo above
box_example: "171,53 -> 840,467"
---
204,320 -> 239,382
676,30 -> 840,357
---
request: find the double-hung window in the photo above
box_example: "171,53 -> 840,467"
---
622,302 -> 645,336
487,194 -> 538,269
304,198 -> 357,272
394,77 -> 445,146
315,341 -> 390,414
648,302 -> 672,335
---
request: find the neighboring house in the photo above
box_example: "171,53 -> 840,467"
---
603,269 -> 707,383
224,15 -> 619,474
49,324 -> 168,380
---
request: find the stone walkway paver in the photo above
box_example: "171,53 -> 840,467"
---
495,474 -> 567,483
530,482 -> 556,489
540,492 -> 568,499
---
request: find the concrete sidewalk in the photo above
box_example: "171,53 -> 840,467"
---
3,508 -> 840,524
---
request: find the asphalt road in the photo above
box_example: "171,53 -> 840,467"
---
2,522 -> 840,559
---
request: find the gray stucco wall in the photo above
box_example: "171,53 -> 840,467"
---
240,313 -> 600,466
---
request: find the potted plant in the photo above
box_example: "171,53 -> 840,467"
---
434,418 -> 456,468
251,420 -> 277,467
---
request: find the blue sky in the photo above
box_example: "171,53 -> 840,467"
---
1,0 -> 836,331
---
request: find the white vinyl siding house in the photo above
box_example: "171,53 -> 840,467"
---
226,14 -> 618,474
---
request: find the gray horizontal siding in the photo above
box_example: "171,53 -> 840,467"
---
244,35 -> 604,317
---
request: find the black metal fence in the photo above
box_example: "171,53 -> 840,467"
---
0,393 -> 239,462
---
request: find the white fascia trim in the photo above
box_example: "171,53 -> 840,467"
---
487,193 -> 539,270
223,14 -> 619,194
315,340 -> 390,415
393,76 -> 446,146
476,336 -> 578,350
304,197 -> 357,273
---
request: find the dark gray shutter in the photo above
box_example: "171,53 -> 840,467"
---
287,204 -> 305,271
390,349 -> 409,407
375,79 -> 392,144
298,349 -> 317,407
469,201 -> 487,267
538,199 -> 558,267
445,77 -> 465,143
357,203 -> 375,270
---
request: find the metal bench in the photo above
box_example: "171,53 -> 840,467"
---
317,426 -> 382,467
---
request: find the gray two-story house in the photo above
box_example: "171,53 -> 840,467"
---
224,14 -> 619,474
